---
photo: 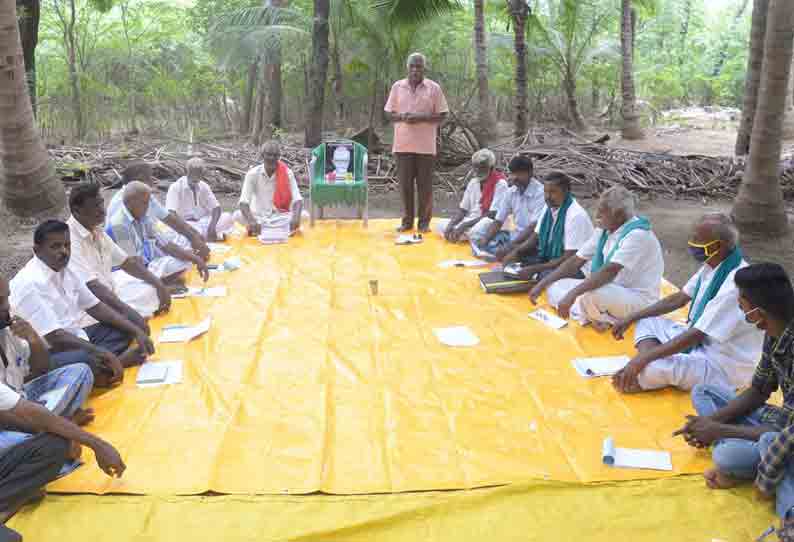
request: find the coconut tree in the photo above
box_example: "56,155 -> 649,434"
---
735,0 -> 769,156
305,0 -> 330,147
620,0 -> 642,139
732,0 -> 794,236
474,0 -> 493,144
506,0 -> 529,137
0,0 -> 65,217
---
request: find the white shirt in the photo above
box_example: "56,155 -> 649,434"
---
9,257 -> 100,341
0,382 -> 20,411
459,176 -> 509,222
0,329 -> 30,393
239,164 -> 302,218
533,199 -> 595,251
577,217 -> 664,304
68,216 -> 130,328
683,259 -> 764,387
166,177 -> 220,222
495,179 -> 546,240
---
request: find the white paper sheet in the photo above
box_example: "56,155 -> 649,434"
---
207,243 -> 232,254
528,309 -> 568,330
433,326 -> 480,347
572,356 -> 631,378
503,263 -> 524,276
438,259 -> 488,269
172,286 -> 227,298
158,318 -> 211,343
37,386 -> 68,411
395,234 -> 423,245
602,437 -> 673,471
259,230 -> 289,244
136,360 -> 184,388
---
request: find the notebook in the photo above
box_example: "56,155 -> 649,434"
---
479,271 -> 533,294
572,356 -> 631,378
136,360 -> 184,388
136,363 -> 169,385
602,437 -> 673,471
159,318 -> 211,343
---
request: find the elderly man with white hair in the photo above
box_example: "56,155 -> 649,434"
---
435,149 -> 508,242
610,213 -> 763,394
106,181 -> 209,284
235,141 -> 304,238
166,158 -> 235,242
529,186 -> 664,330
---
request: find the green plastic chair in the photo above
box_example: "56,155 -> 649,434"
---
309,140 -> 368,227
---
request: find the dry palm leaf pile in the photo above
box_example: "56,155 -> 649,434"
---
47,129 -> 794,200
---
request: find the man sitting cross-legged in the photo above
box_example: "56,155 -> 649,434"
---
166,158 -> 235,242
108,161 -> 210,262
529,186 -> 664,330
106,181 -> 209,286
500,171 -> 594,280
674,264 -> 794,540
0,349 -> 125,539
68,183 -> 171,323
236,141 -> 304,237
435,148 -> 508,243
471,155 -> 545,260
10,221 -> 155,388
611,213 -> 763,394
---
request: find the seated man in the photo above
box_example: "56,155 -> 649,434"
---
10,221 -> 155,388
435,148 -> 508,243
674,264 -> 794,539
106,181 -> 209,285
68,183 -> 171,322
166,158 -> 235,242
0,367 -> 125,539
529,186 -> 664,330
108,161 -> 210,261
500,172 -> 594,280
612,213 -> 763,393
1,276 -> 94,427
236,141 -> 304,237
471,155 -> 545,259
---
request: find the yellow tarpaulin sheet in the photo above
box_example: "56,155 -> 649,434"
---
50,219 -> 711,496
12,479 -> 776,541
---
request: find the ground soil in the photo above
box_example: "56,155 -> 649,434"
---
3,120 -> 794,288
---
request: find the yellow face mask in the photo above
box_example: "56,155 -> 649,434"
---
687,239 -> 720,262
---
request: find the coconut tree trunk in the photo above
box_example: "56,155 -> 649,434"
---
620,0 -> 644,139
735,0 -> 770,156
782,57 -> 794,138
474,0 -> 493,145
507,0 -> 528,137
732,0 -> 794,236
0,0 -> 66,217
304,0 -> 329,147
16,0 -> 39,116
263,0 -> 285,133
242,60 -> 258,133
564,68 -> 586,132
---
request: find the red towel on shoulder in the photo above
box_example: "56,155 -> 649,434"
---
479,170 -> 505,215
272,160 -> 293,213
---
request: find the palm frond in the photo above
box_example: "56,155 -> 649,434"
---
370,0 -> 462,25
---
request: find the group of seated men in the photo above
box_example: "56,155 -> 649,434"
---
0,140 -> 305,540
440,149 -> 794,536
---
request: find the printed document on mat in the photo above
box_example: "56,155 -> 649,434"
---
572,356 -> 630,378
173,286 -> 227,298
602,437 -> 673,471
529,309 -> 568,330
159,318 -> 211,343
137,360 -> 184,388
434,326 -> 479,347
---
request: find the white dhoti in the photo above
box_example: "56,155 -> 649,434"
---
632,317 -> 732,391
112,270 -> 160,318
186,213 -> 235,240
233,210 -> 306,232
547,279 -> 653,326
434,218 -> 493,242
147,255 -> 190,280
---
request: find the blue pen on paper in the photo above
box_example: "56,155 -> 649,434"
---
163,324 -> 190,330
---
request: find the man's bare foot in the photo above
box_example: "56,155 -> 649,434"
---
119,346 -> 145,368
704,468 -> 738,489
71,408 -> 95,426
592,321 -> 612,333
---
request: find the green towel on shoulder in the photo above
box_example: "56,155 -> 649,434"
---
590,216 -> 651,273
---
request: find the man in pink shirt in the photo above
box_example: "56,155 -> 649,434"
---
385,53 -> 449,232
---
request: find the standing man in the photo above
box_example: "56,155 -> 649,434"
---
385,52 -> 449,233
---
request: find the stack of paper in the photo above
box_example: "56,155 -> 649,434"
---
259,230 -> 289,245
207,243 -> 232,254
602,437 -> 673,471
159,318 -> 211,343
572,356 -> 630,378
438,259 -> 488,269
528,309 -> 568,330
172,286 -> 227,298
395,234 -> 423,245
136,360 -> 184,388
433,326 -> 480,347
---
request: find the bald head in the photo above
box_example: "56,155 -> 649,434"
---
261,141 -> 281,175
123,181 -> 152,220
